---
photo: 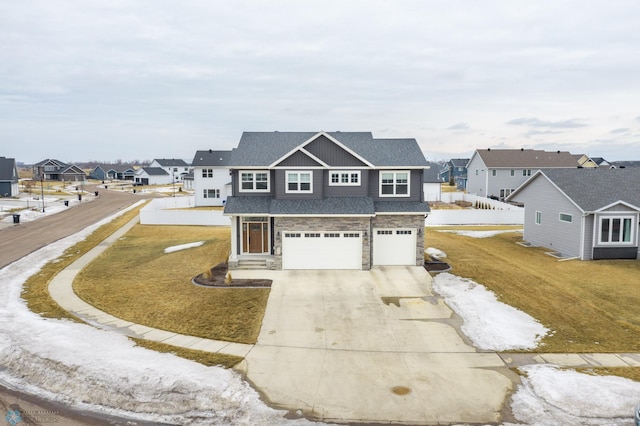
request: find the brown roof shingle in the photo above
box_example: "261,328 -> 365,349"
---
476,149 -> 582,168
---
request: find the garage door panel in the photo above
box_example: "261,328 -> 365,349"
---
373,228 -> 416,266
282,232 -> 361,270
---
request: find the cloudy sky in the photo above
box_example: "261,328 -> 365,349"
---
2,1 -> 640,164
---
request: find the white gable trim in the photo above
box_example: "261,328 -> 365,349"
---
507,170 -> 585,214
592,200 -> 640,213
271,148 -> 329,169
268,131 -> 374,168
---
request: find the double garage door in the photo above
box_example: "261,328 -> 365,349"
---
282,231 -> 362,270
281,228 -> 417,269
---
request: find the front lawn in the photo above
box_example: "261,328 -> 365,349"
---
73,225 -> 269,345
425,226 -> 640,353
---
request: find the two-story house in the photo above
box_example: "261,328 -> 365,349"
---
191,150 -> 232,206
466,149 -> 582,199
32,159 -> 86,182
150,159 -> 190,182
439,158 -> 469,190
223,131 -> 430,270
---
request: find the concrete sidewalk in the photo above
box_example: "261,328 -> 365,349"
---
48,216 -> 253,358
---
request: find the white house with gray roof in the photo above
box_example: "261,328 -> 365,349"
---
150,159 -> 190,182
507,168 -> 640,260
466,149 -> 583,199
223,131 -> 430,270
191,150 -> 232,206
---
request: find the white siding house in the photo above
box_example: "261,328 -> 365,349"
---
191,150 -> 232,206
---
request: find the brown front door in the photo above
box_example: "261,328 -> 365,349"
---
249,223 -> 264,253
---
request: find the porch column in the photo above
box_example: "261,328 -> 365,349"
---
229,217 -> 238,261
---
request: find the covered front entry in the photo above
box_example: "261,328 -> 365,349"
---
242,218 -> 270,254
282,231 -> 362,270
372,228 -> 416,266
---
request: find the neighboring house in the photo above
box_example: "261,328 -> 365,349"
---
466,149 -> 582,199
89,164 -> 111,181
150,159 -> 190,182
0,157 -> 19,197
89,164 -> 137,181
439,158 -> 468,190
191,150 -> 232,206
182,172 -> 194,191
591,157 -> 612,168
423,162 -> 442,202
134,167 -> 171,185
507,168 -> 640,260
611,161 -> 640,169
223,131 -> 430,270
32,159 -> 86,182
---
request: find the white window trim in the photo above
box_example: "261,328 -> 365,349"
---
535,211 -> 542,225
239,170 -> 270,193
285,171 -> 313,193
597,215 -> 635,245
559,212 -> 573,223
203,188 -> 220,199
329,170 -> 361,186
379,170 -> 411,198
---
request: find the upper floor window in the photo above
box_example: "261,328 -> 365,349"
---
523,169 -> 532,177
240,171 -> 269,192
510,169 -> 515,176
380,171 -> 409,197
492,170 -> 497,177
330,171 -> 360,186
599,216 -> 634,244
286,171 -> 312,193
535,211 -> 542,225
559,213 -> 573,223
202,169 -> 213,178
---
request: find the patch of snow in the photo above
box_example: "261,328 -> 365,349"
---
0,201 -> 310,425
425,247 -> 447,259
432,272 -> 548,350
510,364 -> 640,425
437,229 -> 516,238
164,241 -> 205,253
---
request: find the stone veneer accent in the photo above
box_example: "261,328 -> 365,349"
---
371,214 -> 426,266
274,216 -> 371,270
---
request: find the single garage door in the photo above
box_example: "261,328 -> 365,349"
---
373,228 -> 416,266
282,231 -> 362,270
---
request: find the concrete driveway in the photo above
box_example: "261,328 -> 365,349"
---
235,266 -> 516,424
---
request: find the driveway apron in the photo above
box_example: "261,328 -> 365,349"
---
236,266 -> 514,425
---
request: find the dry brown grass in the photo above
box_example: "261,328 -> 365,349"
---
574,367 -> 640,382
131,338 -> 242,368
73,225 -> 269,344
425,226 -> 640,353
22,205 -> 145,320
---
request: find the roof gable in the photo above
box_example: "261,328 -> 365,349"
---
275,149 -> 325,167
0,157 -> 18,181
509,168 -> 640,212
153,158 -> 189,167
302,134 -> 368,167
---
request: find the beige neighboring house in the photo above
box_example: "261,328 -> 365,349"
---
466,149 -> 585,199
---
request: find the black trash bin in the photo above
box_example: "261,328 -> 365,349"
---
78,194 -> 82,201
95,191 -> 99,196
64,200 -> 69,207
12,214 -> 20,224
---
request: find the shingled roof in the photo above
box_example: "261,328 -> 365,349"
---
0,157 -> 18,182
191,150 -> 232,167
510,168 -> 640,212
474,149 -> 582,168
229,131 -> 428,168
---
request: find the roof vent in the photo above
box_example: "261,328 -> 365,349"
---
209,149 -> 212,153
557,150 -> 560,153
521,147 -> 524,151
487,148 -> 491,151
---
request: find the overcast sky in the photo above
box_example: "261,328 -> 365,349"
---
2,1 -> 640,164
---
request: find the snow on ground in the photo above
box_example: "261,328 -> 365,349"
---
432,272 -> 548,351
437,229 -> 518,238
0,195 -> 82,225
0,203 -> 311,425
431,264 -> 640,425
425,247 -> 447,259
164,241 -> 205,253
509,364 -> 640,425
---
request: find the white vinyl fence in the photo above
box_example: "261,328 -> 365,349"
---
427,193 -> 524,225
140,197 -> 229,226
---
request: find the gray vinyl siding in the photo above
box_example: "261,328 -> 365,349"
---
519,177 -> 583,258
582,215 -> 595,260
486,169 -> 531,199
275,151 -> 322,167
369,169 -> 422,202
274,169 -> 323,200
324,169 -> 370,197
465,155 -> 486,195
0,182 -> 12,196
304,135 -> 368,167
